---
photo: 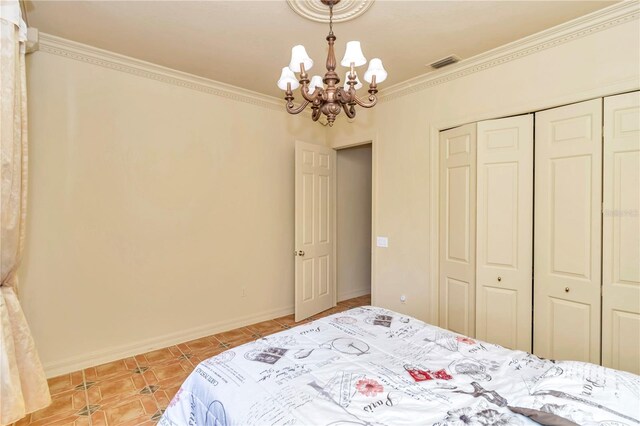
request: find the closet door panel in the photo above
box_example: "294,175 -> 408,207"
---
548,297 -> 592,361
550,156 -> 593,277
482,287 -> 517,348
534,99 -> 602,364
602,91 -> 640,374
476,115 -> 533,351
439,124 -> 476,336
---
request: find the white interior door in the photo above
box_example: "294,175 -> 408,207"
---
476,115 -> 533,352
439,123 -> 477,336
295,141 -> 336,321
534,99 -> 602,363
602,91 -> 640,374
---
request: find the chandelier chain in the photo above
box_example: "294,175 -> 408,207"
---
329,0 -> 334,35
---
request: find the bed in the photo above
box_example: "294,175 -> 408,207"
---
159,306 -> 640,426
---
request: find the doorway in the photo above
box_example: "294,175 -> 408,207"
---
336,144 -> 372,301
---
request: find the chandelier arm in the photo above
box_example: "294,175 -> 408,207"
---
352,93 -> 378,108
346,87 -> 357,103
311,107 -> 322,121
286,99 -> 310,114
300,85 -> 323,103
341,102 -> 356,119
335,87 -> 353,104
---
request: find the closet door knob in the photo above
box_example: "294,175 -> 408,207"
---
497,276 -> 502,282
565,287 -> 570,293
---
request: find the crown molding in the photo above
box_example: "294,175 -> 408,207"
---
36,2 -> 638,109
37,33 -> 289,113
380,1 -> 640,102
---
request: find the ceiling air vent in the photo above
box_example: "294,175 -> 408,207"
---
429,55 -> 460,69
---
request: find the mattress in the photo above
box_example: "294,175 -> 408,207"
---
159,306 -> 640,426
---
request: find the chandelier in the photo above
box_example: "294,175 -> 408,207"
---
277,0 -> 387,126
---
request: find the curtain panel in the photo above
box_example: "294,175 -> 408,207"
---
0,1 -> 51,424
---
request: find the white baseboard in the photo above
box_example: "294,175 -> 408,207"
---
43,305 -> 294,378
338,287 -> 371,302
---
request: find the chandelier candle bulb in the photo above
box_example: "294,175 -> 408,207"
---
279,0 -> 385,126
344,72 -> 363,90
341,41 -> 367,67
289,45 -> 314,73
364,58 -> 387,84
277,67 -> 300,91
308,75 -> 324,95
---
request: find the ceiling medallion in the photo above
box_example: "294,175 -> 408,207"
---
277,0 -> 387,126
286,0 -> 375,23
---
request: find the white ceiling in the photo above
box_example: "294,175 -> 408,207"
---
25,0 -> 616,98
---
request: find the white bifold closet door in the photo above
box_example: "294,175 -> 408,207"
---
534,98 -> 602,364
602,91 -> 640,374
439,123 -> 477,337
476,115 -> 533,352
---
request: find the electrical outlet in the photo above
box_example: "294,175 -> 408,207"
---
400,295 -> 406,304
241,287 -> 247,298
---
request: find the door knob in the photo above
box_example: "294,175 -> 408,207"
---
497,276 -> 502,282
295,250 -> 305,257
565,287 -> 570,293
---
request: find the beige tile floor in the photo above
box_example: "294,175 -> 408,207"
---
15,294 -> 371,426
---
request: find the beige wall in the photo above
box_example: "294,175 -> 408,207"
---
328,11 -> 640,323
20,4 -> 640,376
336,144 -> 372,301
22,45 -> 325,376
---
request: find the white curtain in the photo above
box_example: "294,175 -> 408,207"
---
0,2 -> 51,424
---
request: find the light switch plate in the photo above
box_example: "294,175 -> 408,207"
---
376,236 -> 388,248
